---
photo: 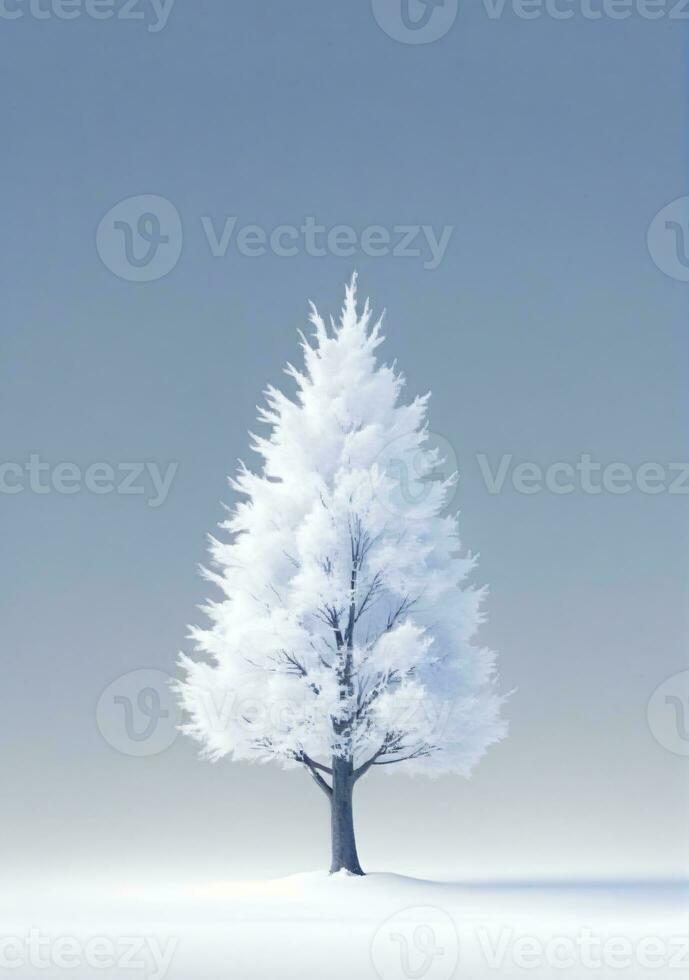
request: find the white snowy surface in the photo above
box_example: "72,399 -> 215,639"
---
4,873 -> 687,979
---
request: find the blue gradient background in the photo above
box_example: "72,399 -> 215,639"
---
1,2 -> 687,885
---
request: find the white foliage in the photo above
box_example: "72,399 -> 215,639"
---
176,276 -> 507,779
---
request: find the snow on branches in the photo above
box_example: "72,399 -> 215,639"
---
176,276 -> 507,789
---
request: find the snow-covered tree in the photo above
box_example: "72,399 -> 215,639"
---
176,276 -> 507,875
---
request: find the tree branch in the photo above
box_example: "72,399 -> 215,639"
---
353,734 -> 435,780
296,752 -> 333,797
352,745 -> 386,781
307,766 -> 333,797
354,570 -> 383,624
352,731 -> 399,780
372,748 -> 433,766
251,650 -> 321,697
298,752 -> 333,775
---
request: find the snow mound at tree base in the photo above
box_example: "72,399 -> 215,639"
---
186,869 -> 475,917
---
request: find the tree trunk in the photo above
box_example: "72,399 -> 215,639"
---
329,756 -> 364,875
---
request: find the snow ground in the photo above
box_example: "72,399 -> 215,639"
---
4,873 -> 687,980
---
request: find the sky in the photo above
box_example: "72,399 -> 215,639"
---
1,1 -> 688,887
